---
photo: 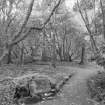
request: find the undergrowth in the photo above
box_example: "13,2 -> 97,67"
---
87,71 -> 105,104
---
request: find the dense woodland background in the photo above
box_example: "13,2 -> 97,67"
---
1,0 -> 105,105
0,0 -> 103,66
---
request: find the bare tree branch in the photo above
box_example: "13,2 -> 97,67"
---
11,28 -> 31,45
30,0 -> 62,30
42,0 -> 62,28
12,0 -> 35,42
77,0 -> 98,54
11,0 -> 62,46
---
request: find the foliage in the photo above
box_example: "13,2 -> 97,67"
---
73,0 -> 95,12
12,73 -> 74,105
87,71 -> 105,103
0,68 -> 74,105
0,79 -> 16,105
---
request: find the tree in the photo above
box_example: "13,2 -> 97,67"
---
100,0 -> 105,40
0,0 -> 62,65
75,0 -> 98,53
74,0 -> 105,68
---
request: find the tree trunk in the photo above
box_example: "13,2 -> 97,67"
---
42,49 -> 47,61
7,48 -> 12,64
100,0 -> 105,41
69,55 -> 72,62
77,0 -> 99,54
42,29 -> 47,61
0,44 -> 12,64
77,0 -> 103,66
20,47 -> 24,65
56,47 -> 63,61
52,32 -> 56,68
79,46 -> 85,65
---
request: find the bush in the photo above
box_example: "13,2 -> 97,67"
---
0,78 -> 16,105
0,72 -> 71,105
0,73 -> 56,105
87,71 -> 105,102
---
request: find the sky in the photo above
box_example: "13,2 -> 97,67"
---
25,0 -> 77,11
25,0 -> 86,31
65,0 -> 77,11
24,0 -> 85,28
24,0 -> 90,40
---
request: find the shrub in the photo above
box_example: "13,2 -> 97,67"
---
0,78 -> 16,105
87,71 -> 105,102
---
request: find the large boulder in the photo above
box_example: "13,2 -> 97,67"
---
13,73 -> 56,98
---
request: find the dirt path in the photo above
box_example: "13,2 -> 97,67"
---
63,66 -> 103,105
41,65 -> 103,105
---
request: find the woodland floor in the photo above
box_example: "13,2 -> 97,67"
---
0,62 -> 104,105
